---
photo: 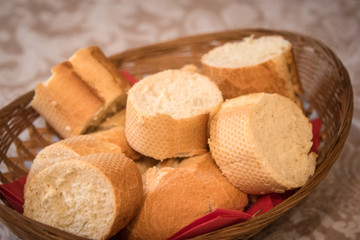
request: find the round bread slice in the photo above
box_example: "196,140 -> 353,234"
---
126,153 -> 248,240
125,69 -> 223,160
24,153 -> 143,240
26,135 -> 124,183
201,35 -> 302,105
209,93 -> 317,194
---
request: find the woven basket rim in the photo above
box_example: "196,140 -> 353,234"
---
0,28 -> 354,240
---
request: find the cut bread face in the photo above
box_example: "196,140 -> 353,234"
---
128,69 -> 222,119
126,153 -> 248,240
202,36 -> 291,68
201,36 -> 302,105
125,69 -> 223,160
31,46 -> 130,138
24,153 -> 143,240
209,93 -> 317,194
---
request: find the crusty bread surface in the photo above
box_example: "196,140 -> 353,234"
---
209,93 -> 317,194
31,62 -> 103,138
126,153 -> 248,240
201,35 -> 302,105
31,46 -> 130,138
90,127 -> 141,160
26,135 -> 124,183
24,153 -> 143,240
125,69 -> 223,160
90,109 -> 140,160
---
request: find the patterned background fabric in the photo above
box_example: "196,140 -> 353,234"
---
0,0 -> 359,239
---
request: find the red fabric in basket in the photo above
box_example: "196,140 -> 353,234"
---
120,69 -> 139,85
0,175 -> 27,214
167,191 -> 295,240
311,118 -> 321,152
0,71 -> 321,239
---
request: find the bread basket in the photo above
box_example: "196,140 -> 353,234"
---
0,28 -> 353,240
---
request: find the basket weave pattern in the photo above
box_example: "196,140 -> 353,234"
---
0,29 -> 353,240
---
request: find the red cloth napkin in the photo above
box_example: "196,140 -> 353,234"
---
0,175 -> 27,214
0,71 -> 322,239
167,191 -> 295,240
311,118 -> 321,152
168,209 -> 252,240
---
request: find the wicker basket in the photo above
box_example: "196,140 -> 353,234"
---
0,29 -> 353,240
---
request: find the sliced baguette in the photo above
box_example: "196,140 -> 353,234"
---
125,69 -> 223,160
31,46 -> 130,138
201,35 -> 302,105
26,135 -> 124,183
24,153 -> 143,240
126,153 -> 248,240
208,93 -> 317,194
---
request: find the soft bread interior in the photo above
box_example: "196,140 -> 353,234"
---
128,70 -> 223,119
201,36 -> 291,68
24,160 -> 114,240
249,94 -> 316,187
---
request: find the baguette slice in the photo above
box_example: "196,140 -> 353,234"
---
24,153 -> 143,240
125,69 -> 223,160
26,135 -> 124,183
209,93 -> 317,194
31,46 -> 130,138
201,35 -> 302,105
126,153 -> 248,240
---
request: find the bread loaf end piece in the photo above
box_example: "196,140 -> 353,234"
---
31,62 -> 104,138
31,46 -> 130,138
127,153 -> 248,240
69,46 -> 131,115
24,153 -> 143,240
209,93 -> 316,194
201,36 -> 302,105
160,153 -> 249,211
125,69 -> 223,160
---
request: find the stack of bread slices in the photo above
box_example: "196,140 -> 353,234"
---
25,35 -> 317,240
